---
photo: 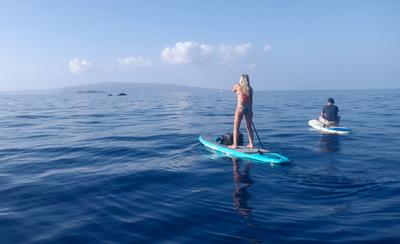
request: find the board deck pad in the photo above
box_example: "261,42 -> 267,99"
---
235,147 -> 269,153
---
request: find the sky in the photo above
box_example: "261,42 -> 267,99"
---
0,0 -> 399,91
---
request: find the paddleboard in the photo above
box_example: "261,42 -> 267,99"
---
199,135 -> 289,164
308,119 -> 352,135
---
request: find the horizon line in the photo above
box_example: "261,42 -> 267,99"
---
0,81 -> 399,94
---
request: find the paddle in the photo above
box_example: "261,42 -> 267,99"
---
318,118 -> 338,128
251,121 -> 265,149
317,118 -> 330,128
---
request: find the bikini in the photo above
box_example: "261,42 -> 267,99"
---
239,93 -> 252,114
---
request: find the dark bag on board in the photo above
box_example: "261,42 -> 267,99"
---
217,132 -> 243,146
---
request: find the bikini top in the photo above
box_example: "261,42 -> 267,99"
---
235,84 -> 251,103
242,93 -> 250,103
242,88 -> 252,103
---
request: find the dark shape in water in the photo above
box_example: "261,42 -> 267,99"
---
76,90 -> 106,94
319,134 -> 340,152
118,92 -> 127,96
108,94 -> 113,96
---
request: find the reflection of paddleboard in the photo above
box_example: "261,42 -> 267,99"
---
308,119 -> 352,135
199,135 -> 289,164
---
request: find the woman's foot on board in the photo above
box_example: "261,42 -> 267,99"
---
228,144 -> 237,149
246,144 -> 254,149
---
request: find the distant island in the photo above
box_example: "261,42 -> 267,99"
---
0,82 -> 224,95
59,82 -> 220,94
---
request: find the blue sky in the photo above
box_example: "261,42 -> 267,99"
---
0,0 -> 399,91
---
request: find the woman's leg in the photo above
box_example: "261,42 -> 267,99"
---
229,109 -> 243,148
244,112 -> 254,148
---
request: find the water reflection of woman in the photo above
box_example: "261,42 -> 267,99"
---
232,158 -> 254,220
319,135 -> 340,152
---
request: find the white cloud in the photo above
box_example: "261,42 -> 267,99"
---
264,43 -> 272,52
69,58 -> 92,74
161,42 -> 215,64
118,56 -> 152,68
161,41 -> 252,65
219,43 -> 252,65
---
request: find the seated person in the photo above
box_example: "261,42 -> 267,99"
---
319,98 -> 340,126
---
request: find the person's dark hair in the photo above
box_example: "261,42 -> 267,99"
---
327,98 -> 335,104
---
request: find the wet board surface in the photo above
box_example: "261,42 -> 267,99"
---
199,135 -> 289,164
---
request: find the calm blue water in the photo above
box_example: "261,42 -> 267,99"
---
0,88 -> 399,243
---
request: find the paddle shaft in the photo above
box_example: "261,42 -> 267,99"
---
251,121 -> 264,149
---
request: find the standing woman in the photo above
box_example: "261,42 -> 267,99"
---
229,74 -> 254,149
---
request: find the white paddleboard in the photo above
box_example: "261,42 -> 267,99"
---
308,119 -> 352,135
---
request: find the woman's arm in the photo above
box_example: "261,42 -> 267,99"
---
232,84 -> 240,93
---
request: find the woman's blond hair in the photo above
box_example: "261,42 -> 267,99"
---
239,74 -> 250,96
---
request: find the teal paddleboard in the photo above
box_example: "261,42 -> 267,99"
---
199,135 -> 289,164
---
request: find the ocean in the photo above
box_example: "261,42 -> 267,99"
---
0,87 -> 399,243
